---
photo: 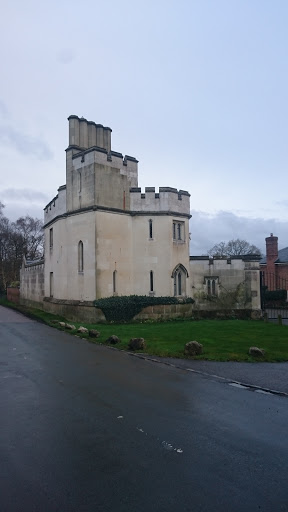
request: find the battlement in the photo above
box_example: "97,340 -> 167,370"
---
70,145 -> 138,168
69,147 -> 138,183
130,187 -> 190,215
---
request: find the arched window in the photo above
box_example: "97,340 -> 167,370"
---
172,264 -> 188,296
78,241 -> 84,272
205,277 -> 219,296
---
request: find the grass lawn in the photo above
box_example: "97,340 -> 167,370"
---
1,299 -> 288,362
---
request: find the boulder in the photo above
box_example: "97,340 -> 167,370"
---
65,323 -> 76,330
106,335 -> 121,344
89,329 -> 100,338
184,341 -> 203,356
249,346 -> 265,357
128,338 -> 146,351
59,322 -> 66,328
77,326 -> 89,334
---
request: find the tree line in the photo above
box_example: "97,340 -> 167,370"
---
208,239 -> 261,258
0,202 -> 44,292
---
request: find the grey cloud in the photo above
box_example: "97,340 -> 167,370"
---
3,202 -> 44,222
189,210 -> 288,256
0,125 -> 53,160
1,188 -> 49,203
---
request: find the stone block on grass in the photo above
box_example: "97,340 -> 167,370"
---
66,323 -> 76,330
106,335 -> 121,344
128,338 -> 146,351
184,341 -> 203,356
89,329 -> 100,338
77,326 -> 89,334
249,346 -> 265,357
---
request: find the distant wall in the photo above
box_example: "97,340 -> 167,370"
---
190,256 -> 261,311
20,259 -> 45,308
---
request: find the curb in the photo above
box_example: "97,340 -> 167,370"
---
128,352 -> 288,398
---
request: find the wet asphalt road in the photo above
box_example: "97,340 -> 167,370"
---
1,306 -> 288,512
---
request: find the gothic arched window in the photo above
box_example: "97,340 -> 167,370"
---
172,264 -> 188,296
78,241 -> 84,272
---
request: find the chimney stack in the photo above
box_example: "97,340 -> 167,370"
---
68,115 -> 112,151
265,233 -> 278,267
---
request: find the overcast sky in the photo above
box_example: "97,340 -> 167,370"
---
1,0 -> 287,255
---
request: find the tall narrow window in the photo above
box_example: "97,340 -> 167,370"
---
207,279 -> 211,296
78,241 -> 84,272
173,221 -> 184,241
173,222 -> 176,240
50,272 -> 53,297
212,279 -> 216,295
113,270 -> 117,293
149,219 -> 153,239
178,272 -> 182,295
78,171 -> 82,193
49,228 -> 53,249
150,271 -> 154,292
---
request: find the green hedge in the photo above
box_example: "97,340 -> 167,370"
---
94,295 -> 194,322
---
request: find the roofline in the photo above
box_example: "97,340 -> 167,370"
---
43,206 -> 191,228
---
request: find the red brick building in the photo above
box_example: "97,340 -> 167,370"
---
260,234 -> 288,290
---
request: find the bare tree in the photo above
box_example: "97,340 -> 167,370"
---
13,215 -> 44,260
208,238 -> 262,257
0,204 -> 44,291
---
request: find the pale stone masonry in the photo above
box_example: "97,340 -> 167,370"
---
20,115 -> 261,320
42,115 -> 191,305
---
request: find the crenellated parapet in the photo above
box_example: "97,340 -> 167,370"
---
44,185 -> 66,225
69,146 -> 138,181
130,186 -> 190,215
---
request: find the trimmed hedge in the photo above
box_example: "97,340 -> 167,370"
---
94,295 -> 194,322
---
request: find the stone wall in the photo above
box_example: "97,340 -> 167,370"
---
20,259 -> 45,308
133,304 -> 260,321
189,255 -> 261,311
130,187 -> 190,215
133,303 -> 194,321
43,298 -> 106,323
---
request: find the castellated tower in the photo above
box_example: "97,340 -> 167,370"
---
43,115 -> 191,303
66,115 -> 138,212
